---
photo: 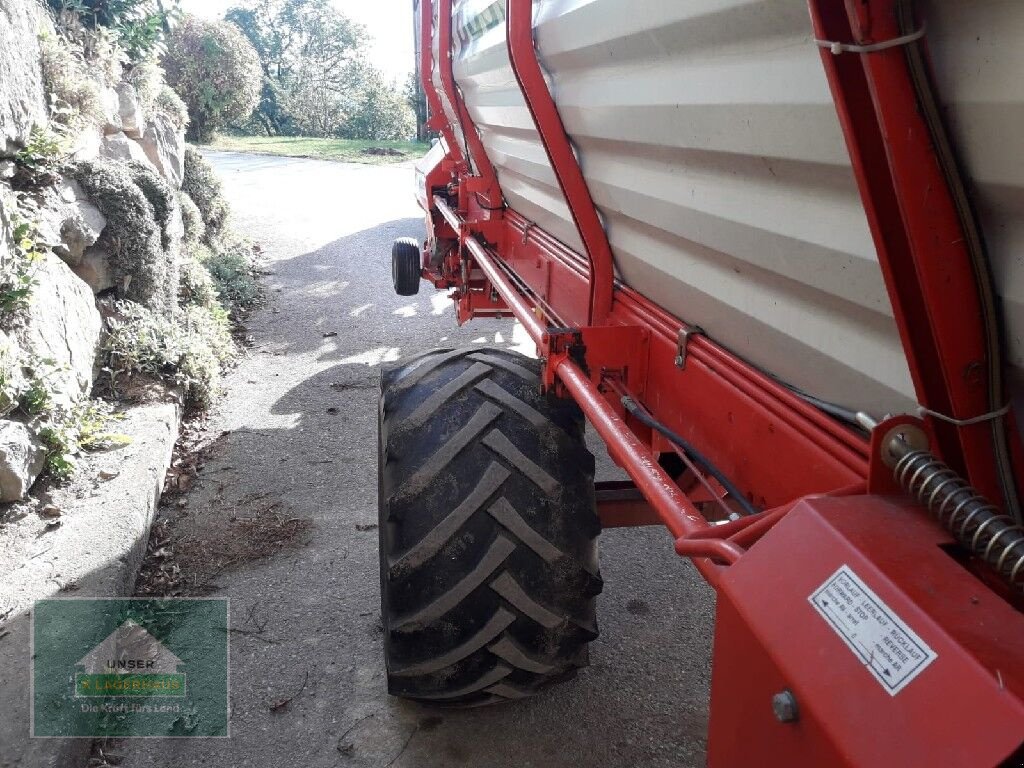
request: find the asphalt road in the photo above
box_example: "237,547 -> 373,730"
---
119,152 -> 715,768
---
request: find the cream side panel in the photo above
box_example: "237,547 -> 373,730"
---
453,0 -> 918,415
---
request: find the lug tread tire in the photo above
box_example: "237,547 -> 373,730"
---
379,347 -> 602,706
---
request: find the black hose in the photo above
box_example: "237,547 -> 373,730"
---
621,396 -> 761,517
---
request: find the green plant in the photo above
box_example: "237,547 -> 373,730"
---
12,127 -> 66,191
39,424 -> 77,480
164,15 -> 261,143
181,147 -> 228,243
37,399 -> 131,481
76,400 -> 132,451
47,0 -> 182,63
200,240 -> 262,315
102,300 -> 236,409
0,334 -> 27,416
18,356 -> 63,417
3,200 -> 48,315
38,28 -> 106,135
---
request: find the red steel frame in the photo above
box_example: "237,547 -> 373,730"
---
411,0 -> 1024,763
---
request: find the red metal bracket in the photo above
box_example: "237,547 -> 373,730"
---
543,325 -> 650,398
506,0 -> 615,326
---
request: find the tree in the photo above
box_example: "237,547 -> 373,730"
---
342,66 -> 416,141
163,15 -> 262,143
226,0 -> 366,136
225,0 -> 414,141
405,71 -> 427,142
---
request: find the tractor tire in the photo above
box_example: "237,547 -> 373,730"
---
379,347 -> 602,706
392,237 -> 421,296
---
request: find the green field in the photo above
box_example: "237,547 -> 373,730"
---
208,135 -> 431,165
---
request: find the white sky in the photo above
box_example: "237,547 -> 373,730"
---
176,0 -> 415,84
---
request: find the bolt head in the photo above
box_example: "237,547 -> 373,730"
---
772,690 -> 799,724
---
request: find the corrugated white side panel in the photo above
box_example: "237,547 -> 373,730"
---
454,0 -> 586,255
924,1 -> 1024,393
447,0 -> 931,415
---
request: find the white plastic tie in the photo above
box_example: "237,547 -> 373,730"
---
815,25 -> 926,55
918,403 -> 1012,427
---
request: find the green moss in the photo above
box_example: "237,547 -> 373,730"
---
70,159 -> 177,316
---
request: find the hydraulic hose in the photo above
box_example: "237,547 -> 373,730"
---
621,397 -> 761,518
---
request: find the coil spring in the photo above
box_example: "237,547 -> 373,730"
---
894,450 -> 1024,592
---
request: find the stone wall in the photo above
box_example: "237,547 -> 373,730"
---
0,0 -> 187,501
0,0 -> 45,157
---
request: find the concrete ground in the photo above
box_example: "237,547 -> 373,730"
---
118,152 -> 715,768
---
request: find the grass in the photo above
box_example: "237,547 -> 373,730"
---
207,135 -> 431,165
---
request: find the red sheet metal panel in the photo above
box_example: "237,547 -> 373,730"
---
709,496 -> 1024,767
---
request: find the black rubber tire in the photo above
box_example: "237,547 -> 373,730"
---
378,347 -> 602,706
392,237 -> 422,297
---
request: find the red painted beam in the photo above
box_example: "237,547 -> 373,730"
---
437,0 -> 503,209
506,0 -> 614,325
418,0 -> 465,168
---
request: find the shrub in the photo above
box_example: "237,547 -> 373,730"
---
163,16 -> 261,143
103,300 -> 234,409
126,160 -> 180,312
70,159 -> 176,316
155,84 -> 189,131
178,251 -> 219,309
127,60 -> 190,131
181,147 -> 228,244
126,160 -> 175,249
337,65 -> 416,141
178,191 -> 205,245
38,28 -> 106,134
199,239 -> 262,316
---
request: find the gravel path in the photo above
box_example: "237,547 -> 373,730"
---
117,152 -> 714,768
